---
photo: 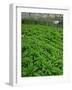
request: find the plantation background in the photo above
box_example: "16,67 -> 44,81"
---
22,13 -> 63,26
21,12 -> 63,77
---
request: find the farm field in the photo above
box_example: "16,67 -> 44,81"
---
21,23 -> 63,77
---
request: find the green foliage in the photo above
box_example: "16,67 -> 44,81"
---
21,23 -> 63,77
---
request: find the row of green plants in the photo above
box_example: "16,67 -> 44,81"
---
22,19 -> 63,27
21,24 -> 63,77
